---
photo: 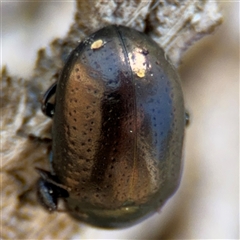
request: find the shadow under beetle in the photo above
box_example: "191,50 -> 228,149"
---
37,25 -> 188,228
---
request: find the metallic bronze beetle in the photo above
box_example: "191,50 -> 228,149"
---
37,25 -> 187,228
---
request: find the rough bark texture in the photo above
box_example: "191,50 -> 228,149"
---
1,1 -> 222,239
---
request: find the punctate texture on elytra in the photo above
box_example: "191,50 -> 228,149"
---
45,25 -> 185,228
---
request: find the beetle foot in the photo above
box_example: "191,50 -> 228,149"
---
36,178 -> 69,212
41,102 -> 55,118
36,168 -> 69,212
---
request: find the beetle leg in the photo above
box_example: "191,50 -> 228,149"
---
36,168 -> 69,212
35,167 -> 70,191
41,81 -> 57,118
185,111 -> 190,126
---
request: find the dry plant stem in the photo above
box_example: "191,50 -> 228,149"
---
1,1 -> 222,239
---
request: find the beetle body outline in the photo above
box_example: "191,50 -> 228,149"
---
37,25 -> 186,228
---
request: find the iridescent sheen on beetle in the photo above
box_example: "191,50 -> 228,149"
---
37,25 -> 186,228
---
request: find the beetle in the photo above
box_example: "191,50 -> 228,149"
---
36,25 -> 187,228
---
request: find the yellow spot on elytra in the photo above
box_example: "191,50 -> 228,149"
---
91,39 -> 104,49
135,68 -> 146,78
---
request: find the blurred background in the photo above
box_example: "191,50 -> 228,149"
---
1,1 -> 239,239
